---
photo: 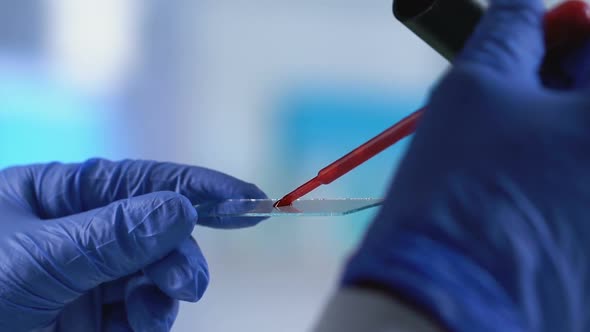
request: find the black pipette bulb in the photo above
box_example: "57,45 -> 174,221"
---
393,0 -> 485,61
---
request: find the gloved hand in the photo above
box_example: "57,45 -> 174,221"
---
0,159 -> 266,332
343,1 -> 590,331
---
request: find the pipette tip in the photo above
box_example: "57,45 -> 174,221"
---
274,178 -> 322,207
274,196 -> 295,207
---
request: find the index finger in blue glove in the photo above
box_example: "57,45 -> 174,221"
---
0,191 -> 195,319
458,0 -> 545,75
2,159 -> 266,221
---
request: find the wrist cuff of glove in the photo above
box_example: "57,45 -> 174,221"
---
342,231 -> 526,332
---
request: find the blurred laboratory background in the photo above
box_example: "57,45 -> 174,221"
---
0,0 -> 569,331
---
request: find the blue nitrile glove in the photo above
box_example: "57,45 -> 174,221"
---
0,159 -> 266,332
343,1 -> 590,331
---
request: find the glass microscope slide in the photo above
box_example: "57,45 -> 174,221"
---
194,198 -> 383,217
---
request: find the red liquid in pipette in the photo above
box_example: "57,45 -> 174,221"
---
274,108 -> 425,207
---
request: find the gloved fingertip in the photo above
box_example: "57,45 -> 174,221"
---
173,192 -> 199,226
161,260 -> 209,302
195,265 -> 210,302
126,277 -> 179,332
143,238 -> 210,302
196,186 -> 268,228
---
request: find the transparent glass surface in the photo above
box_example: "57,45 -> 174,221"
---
194,198 -> 383,217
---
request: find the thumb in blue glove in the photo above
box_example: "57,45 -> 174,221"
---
0,159 -> 267,331
344,1 -> 590,331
